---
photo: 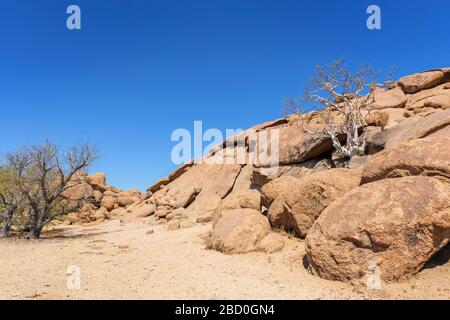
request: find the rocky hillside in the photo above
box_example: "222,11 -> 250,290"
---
62,172 -> 145,225
124,67 -> 449,284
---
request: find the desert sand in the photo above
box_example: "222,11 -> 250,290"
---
0,220 -> 448,300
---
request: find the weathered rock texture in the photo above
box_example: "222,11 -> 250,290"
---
261,176 -> 301,209
371,87 -> 407,109
63,172 -> 145,225
306,176 -> 450,282
213,190 -> 260,226
367,109 -> 450,153
398,70 -> 444,94
266,169 -> 361,237
209,209 -> 271,254
362,136 -> 450,184
121,67 -> 450,283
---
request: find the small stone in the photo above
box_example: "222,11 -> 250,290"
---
167,220 -> 180,231
196,212 -> 213,223
257,233 -> 285,253
156,206 -> 172,218
142,217 -> 154,225
180,220 -> 195,229
157,218 -> 167,225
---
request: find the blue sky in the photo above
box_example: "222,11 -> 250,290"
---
0,0 -> 448,191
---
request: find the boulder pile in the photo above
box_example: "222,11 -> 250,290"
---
306,174 -> 450,282
124,67 -> 450,283
303,68 -> 450,283
63,172 -> 145,225
263,168 -> 362,238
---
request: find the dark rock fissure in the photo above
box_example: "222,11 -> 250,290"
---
424,242 -> 450,270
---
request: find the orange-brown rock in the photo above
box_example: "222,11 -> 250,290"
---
161,164 -> 242,199
261,176 -> 300,209
365,111 -> 389,129
188,191 -> 222,223
380,108 -> 411,126
170,188 -> 198,209
101,196 -> 117,211
213,189 -> 260,226
429,124 -> 450,138
252,158 -> 331,189
209,209 -> 271,254
86,172 -> 107,191
120,203 -> 156,223
148,177 -> 171,193
62,182 -> 94,201
117,196 -> 140,207
256,233 -> 285,253
305,176 -> 450,282
267,169 -> 361,237
371,87 -> 407,109
398,70 -> 444,94
406,83 -> 450,111
231,164 -> 253,192
367,108 -> 450,153
93,190 -> 103,202
362,136 -> 450,184
442,68 -> 450,82
254,121 -> 340,167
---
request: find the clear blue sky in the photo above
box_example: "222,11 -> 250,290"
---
0,0 -> 448,191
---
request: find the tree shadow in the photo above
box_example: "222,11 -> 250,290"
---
6,228 -> 110,241
42,231 -> 109,240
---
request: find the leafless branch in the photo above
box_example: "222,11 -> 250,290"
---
285,60 -> 389,159
4,141 -> 99,238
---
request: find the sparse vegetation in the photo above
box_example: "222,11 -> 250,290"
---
286,60 -> 395,159
0,166 -> 25,237
0,141 -> 98,239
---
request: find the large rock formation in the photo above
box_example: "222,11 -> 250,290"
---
189,191 -> 222,223
261,176 -> 301,209
209,209 -> 271,254
63,182 -> 94,202
265,169 -> 361,237
371,87 -> 407,109
63,172 -> 145,225
252,158 -> 331,190
305,176 -> 450,282
135,67 -> 449,224
406,83 -> 450,111
122,66 -> 450,283
362,136 -> 450,184
213,189 -> 260,226
398,70 -> 445,94
367,109 -> 450,153
85,172 -> 107,191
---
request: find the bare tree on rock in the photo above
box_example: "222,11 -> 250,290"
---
6,141 -> 98,239
286,60 -> 391,159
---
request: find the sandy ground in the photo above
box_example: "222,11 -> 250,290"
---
0,219 -> 449,300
